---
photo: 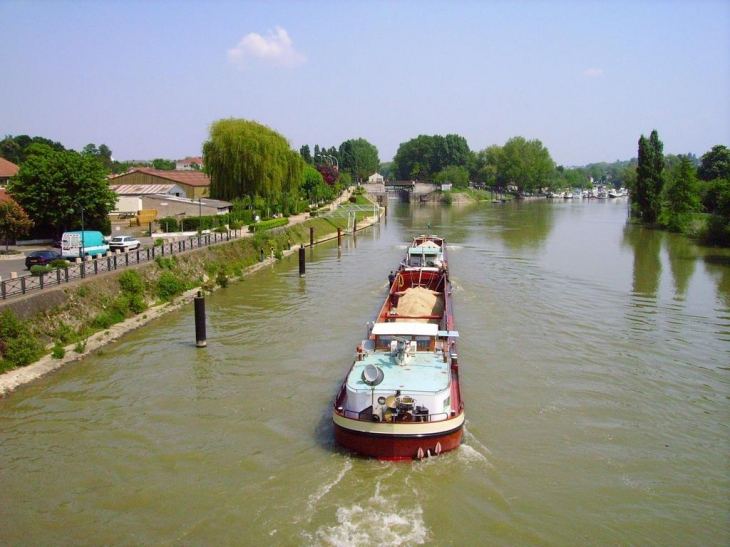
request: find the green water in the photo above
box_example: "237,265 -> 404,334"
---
1,199 -> 728,546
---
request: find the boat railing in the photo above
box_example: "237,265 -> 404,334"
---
338,407 -> 454,423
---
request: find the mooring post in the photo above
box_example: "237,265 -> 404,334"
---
299,246 -> 306,277
309,226 -> 314,248
337,228 -> 342,247
194,290 -> 207,348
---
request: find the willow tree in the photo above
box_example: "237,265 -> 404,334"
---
203,119 -> 304,201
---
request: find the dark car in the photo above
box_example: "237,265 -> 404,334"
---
25,250 -> 62,270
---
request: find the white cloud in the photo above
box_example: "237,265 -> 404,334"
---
227,27 -> 306,70
583,67 -> 604,78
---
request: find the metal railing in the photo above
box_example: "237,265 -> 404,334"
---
1,230 -> 244,301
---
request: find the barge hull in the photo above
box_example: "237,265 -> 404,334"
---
333,419 -> 463,460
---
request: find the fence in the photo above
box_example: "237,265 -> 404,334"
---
1,230 -> 244,302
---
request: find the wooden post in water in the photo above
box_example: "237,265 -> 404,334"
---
337,228 -> 342,247
299,246 -> 305,277
194,290 -> 207,348
309,227 -> 314,248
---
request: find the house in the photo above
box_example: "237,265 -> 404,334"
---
368,172 -> 384,184
0,157 -> 19,186
175,156 -> 203,170
109,167 -> 210,200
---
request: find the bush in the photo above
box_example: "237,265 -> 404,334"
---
119,270 -> 145,295
158,217 -> 179,232
127,294 -> 148,314
74,338 -> 88,353
51,342 -> 66,360
30,265 -> 53,276
156,271 -> 185,301
3,335 -> 43,367
216,271 -> 229,288
53,322 -> 76,344
50,258 -> 68,268
0,310 -> 24,353
155,256 -> 176,270
247,218 -> 289,232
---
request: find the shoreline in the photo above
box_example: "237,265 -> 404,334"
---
0,213 -> 379,397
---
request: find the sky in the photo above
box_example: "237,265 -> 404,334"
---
2,0 -> 729,168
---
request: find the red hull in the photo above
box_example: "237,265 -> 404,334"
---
333,419 -> 463,460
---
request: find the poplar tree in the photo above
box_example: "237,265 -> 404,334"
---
633,130 -> 665,224
203,119 -> 304,201
662,156 -> 700,232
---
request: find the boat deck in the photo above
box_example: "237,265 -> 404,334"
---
346,351 -> 450,394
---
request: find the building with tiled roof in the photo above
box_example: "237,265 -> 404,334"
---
109,167 -> 209,200
176,156 -> 203,170
0,157 -> 19,186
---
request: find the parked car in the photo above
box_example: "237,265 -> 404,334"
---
109,235 -> 141,252
25,250 -> 63,269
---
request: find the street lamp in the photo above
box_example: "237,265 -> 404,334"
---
74,203 -> 85,259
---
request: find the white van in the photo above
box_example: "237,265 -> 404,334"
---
61,231 -> 109,259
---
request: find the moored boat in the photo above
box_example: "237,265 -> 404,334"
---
332,239 -> 464,460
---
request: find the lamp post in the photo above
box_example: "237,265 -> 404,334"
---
75,203 -> 85,259
198,197 -> 202,230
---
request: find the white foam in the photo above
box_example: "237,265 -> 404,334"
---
307,502 -> 429,547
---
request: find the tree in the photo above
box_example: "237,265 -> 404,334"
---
393,135 -> 437,180
496,137 -> 555,192
300,144 -> 313,165
315,163 -> 338,186
203,118 -> 304,202
435,165 -> 470,188
0,134 -> 65,165
697,145 -> 730,182
433,134 -> 471,173
633,130 -> 665,223
151,158 -> 176,170
0,200 -> 33,250
6,144 -> 117,237
82,143 -> 114,171
562,167 -> 591,189
301,165 -> 324,199
339,138 -> 379,182
661,156 -> 700,232
393,134 -> 471,181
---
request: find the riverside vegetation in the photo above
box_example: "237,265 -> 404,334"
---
0,209 -> 373,374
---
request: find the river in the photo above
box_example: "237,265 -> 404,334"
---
1,198 -> 728,546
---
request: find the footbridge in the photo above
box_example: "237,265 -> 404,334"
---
360,181 -> 439,203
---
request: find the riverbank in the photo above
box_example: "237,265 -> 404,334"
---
0,206 -> 381,396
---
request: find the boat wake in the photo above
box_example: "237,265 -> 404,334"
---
303,480 -> 429,547
459,426 -> 494,468
306,458 -> 352,513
